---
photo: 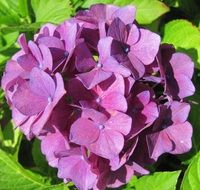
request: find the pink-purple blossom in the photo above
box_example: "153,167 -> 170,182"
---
1,3 -> 195,190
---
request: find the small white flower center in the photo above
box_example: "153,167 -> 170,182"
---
48,97 -> 52,103
96,63 -> 102,68
96,97 -> 101,103
98,125 -> 104,130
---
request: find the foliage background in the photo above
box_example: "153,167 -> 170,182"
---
0,0 -> 200,189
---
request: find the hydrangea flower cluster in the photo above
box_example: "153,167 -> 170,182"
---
1,4 -> 195,190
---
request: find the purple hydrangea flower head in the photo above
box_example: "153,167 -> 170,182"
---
1,3 -> 195,190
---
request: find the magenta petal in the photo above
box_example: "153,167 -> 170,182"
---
128,51 -> 145,79
17,54 -> 38,71
132,29 -> 160,65
103,57 -> 131,77
58,154 -> 97,190
147,122 -> 192,160
112,6 -> 136,25
75,42 -> 96,72
39,44 -> 53,70
17,34 -> 29,53
12,82 -> 48,116
41,130 -> 69,167
171,101 -> 190,124
147,130 -> 172,161
100,74 -> 125,96
77,69 -> 112,89
56,21 -> 77,52
127,24 -> 140,45
70,118 -> 100,146
132,162 -> 149,175
107,18 -> 128,42
107,164 -> 134,188
28,41 -> 43,62
82,108 -> 108,125
176,74 -> 195,98
142,102 -> 159,123
136,91 -> 150,106
89,129 -> 124,159
171,52 -> 194,79
101,92 -> 127,112
1,60 -> 24,91
105,112 -> 132,135
31,72 -> 66,135
38,36 -> 64,49
29,67 -> 55,98
166,122 -> 192,154
98,37 -> 113,62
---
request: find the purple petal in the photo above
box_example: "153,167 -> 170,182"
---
112,6 -> 136,25
132,29 -> 160,65
171,101 -> 190,124
127,24 -> 140,45
39,44 -> 53,70
176,74 -> 195,98
17,54 -> 38,71
75,42 -> 96,72
31,72 -> 66,135
82,108 -> 108,125
38,36 -> 64,49
101,92 -> 127,112
17,34 -> 29,53
128,51 -> 145,79
171,52 -> 194,79
107,18 -> 128,42
142,102 -> 159,123
70,118 -> 100,146
29,67 -> 55,98
105,112 -> 132,135
103,57 -> 131,77
12,82 -> 48,116
89,129 -> 124,159
28,41 -> 43,63
77,69 -> 112,89
41,130 -> 69,167
58,154 -> 97,190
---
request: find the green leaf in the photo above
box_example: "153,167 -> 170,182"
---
31,0 -> 72,24
0,0 -> 20,25
0,149 -> 69,190
162,19 -> 200,68
181,151 -> 200,190
81,0 -> 169,24
128,171 -> 181,190
18,0 -> 29,18
0,31 -> 19,52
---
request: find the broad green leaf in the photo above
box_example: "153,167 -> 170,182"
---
163,19 -> 200,68
18,0 -> 29,18
0,31 -> 19,52
129,171 -> 181,190
0,121 -> 22,160
0,0 -> 20,25
31,0 -> 72,24
181,151 -> 200,190
82,0 -> 169,24
0,149 -> 69,190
